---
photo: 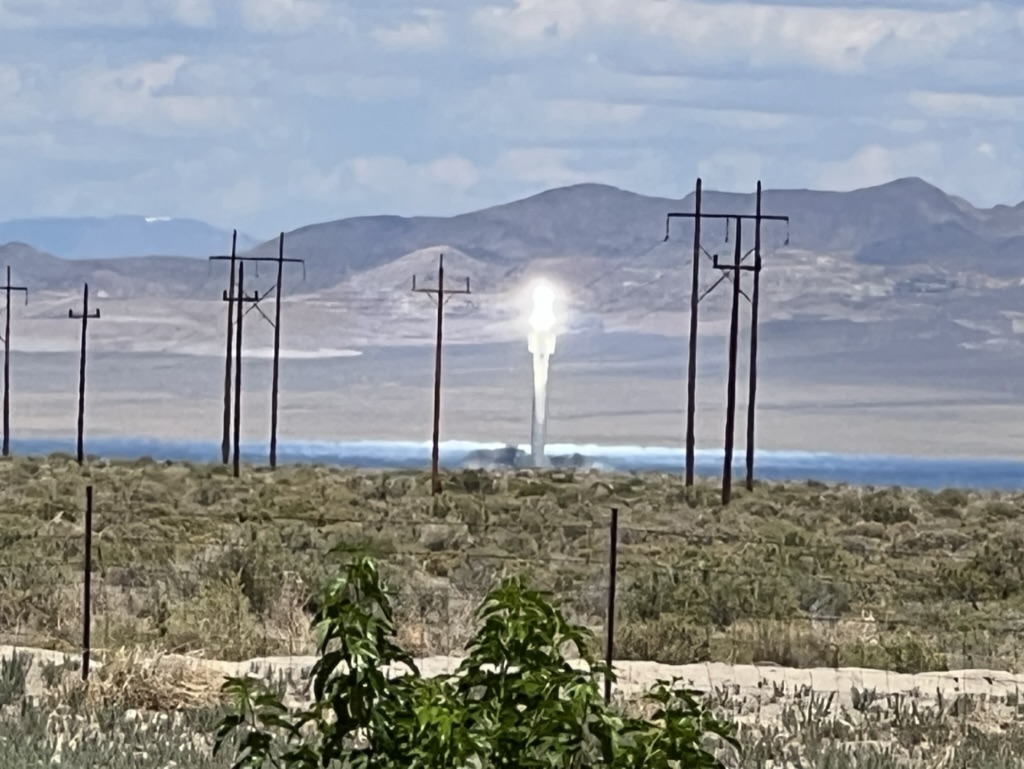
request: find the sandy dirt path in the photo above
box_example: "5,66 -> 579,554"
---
6,644 -> 1023,712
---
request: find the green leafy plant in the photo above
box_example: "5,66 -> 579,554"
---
213,550 -> 738,768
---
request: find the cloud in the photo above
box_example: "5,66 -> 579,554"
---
542,99 -> 645,126
349,155 -> 480,207
373,10 -> 447,50
0,0 -> 151,27
492,149 -> 598,188
0,0 -> 1021,232
0,0 -> 222,28
165,0 -> 216,27
0,0 -> 344,32
909,90 -> 1024,122
68,56 -> 252,136
335,74 -> 424,102
698,151 -> 766,194
235,0 -> 332,33
811,137 -> 1024,208
814,143 -> 943,192
471,0 -> 996,73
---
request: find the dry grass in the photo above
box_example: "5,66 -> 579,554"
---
8,644 -> 1024,768
2,454 -> 1024,672
44,646 -> 229,712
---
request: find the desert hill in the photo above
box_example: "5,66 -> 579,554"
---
4,176 -> 1023,311
4,177 -> 1024,419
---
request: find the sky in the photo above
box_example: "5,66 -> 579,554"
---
0,0 -> 1022,238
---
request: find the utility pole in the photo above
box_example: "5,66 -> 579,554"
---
412,253 -> 471,495
209,230 -> 238,465
666,181 -> 789,503
68,283 -> 101,465
268,233 -> 305,469
233,264 -> 245,478
686,180 -> 702,487
745,182 -> 765,492
714,219 -> 744,505
222,262 -> 261,478
210,233 -> 304,470
1,266 -> 28,457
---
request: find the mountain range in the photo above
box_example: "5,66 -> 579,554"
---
0,215 -> 257,261
3,176 -> 1024,346
242,175 -> 1024,280
4,175 -> 1024,456
3,176 -> 1022,284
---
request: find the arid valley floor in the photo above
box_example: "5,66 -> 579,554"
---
4,458 -> 1024,766
9,325 -> 1024,458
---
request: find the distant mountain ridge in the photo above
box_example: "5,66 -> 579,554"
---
241,176 -> 1024,285
7,176 -> 1024,392
3,176 -> 1024,300
0,215 -> 257,260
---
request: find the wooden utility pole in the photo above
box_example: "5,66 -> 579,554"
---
745,182 -> 765,492
666,182 -> 742,488
232,264 -> 245,478
715,218 -> 744,505
210,230 -> 238,465
68,283 -> 101,465
222,262 -> 261,477
210,232 -> 304,470
82,484 -> 93,681
686,180 -> 702,486
666,181 -> 789,503
268,233 -> 305,468
269,234 -> 285,468
412,253 -> 471,495
1,266 -> 27,457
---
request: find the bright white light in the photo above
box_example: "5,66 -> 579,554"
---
529,281 -> 556,333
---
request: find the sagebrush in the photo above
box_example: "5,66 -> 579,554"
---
2,454 -> 1022,671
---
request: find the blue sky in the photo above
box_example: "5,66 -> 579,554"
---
0,0 -> 1022,237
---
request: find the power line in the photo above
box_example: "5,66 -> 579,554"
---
209,230 -> 239,466
665,179 -> 790,502
716,218 -> 744,505
0,265 -> 28,457
209,232 -> 305,470
222,263 -> 261,478
67,283 -> 101,466
268,234 -> 307,469
411,253 -> 472,495
747,182 -> 768,498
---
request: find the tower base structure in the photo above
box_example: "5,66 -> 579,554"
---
528,331 -> 556,468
